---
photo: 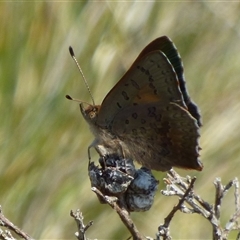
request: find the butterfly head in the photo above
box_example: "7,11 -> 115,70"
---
80,103 -> 100,126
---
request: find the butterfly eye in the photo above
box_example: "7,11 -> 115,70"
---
89,107 -> 98,119
89,111 -> 96,119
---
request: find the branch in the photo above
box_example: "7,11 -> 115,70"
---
157,176 -> 196,240
224,178 -> 240,235
92,187 -> 145,240
161,170 -> 240,240
70,209 -> 93,240
0,206 -> 33,240
0,228 -> 16,240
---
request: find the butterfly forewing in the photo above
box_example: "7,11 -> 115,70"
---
97,51 -> 185,127
133,36 -> 202,126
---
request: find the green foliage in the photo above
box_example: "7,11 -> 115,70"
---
0,2 -> 240,239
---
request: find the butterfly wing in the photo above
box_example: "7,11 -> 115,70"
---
111,102 -> 202,171
134,36 -> 202,126
97,51 -> 186,127
96,37 -> 202,171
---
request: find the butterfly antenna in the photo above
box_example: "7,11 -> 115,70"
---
69,46 -> 95,106
65,94 -> 92,106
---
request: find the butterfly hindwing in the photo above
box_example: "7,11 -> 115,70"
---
112,102 -> 201,171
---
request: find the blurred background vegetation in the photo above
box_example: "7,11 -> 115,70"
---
0,2 -> 240,239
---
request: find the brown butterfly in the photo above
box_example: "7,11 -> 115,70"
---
68,36 -> 203,172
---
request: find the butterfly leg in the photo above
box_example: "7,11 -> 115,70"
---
88,139 -> 109,159
118,141 -> 129,164
88,139 -> 102,164
87,145 -> 92,161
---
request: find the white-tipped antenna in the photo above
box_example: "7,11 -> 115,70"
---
69,46 -> 95,106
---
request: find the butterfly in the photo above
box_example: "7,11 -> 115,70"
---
69,36 -> 203,172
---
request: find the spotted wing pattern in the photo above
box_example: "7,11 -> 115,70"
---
83,36 -> 202,171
